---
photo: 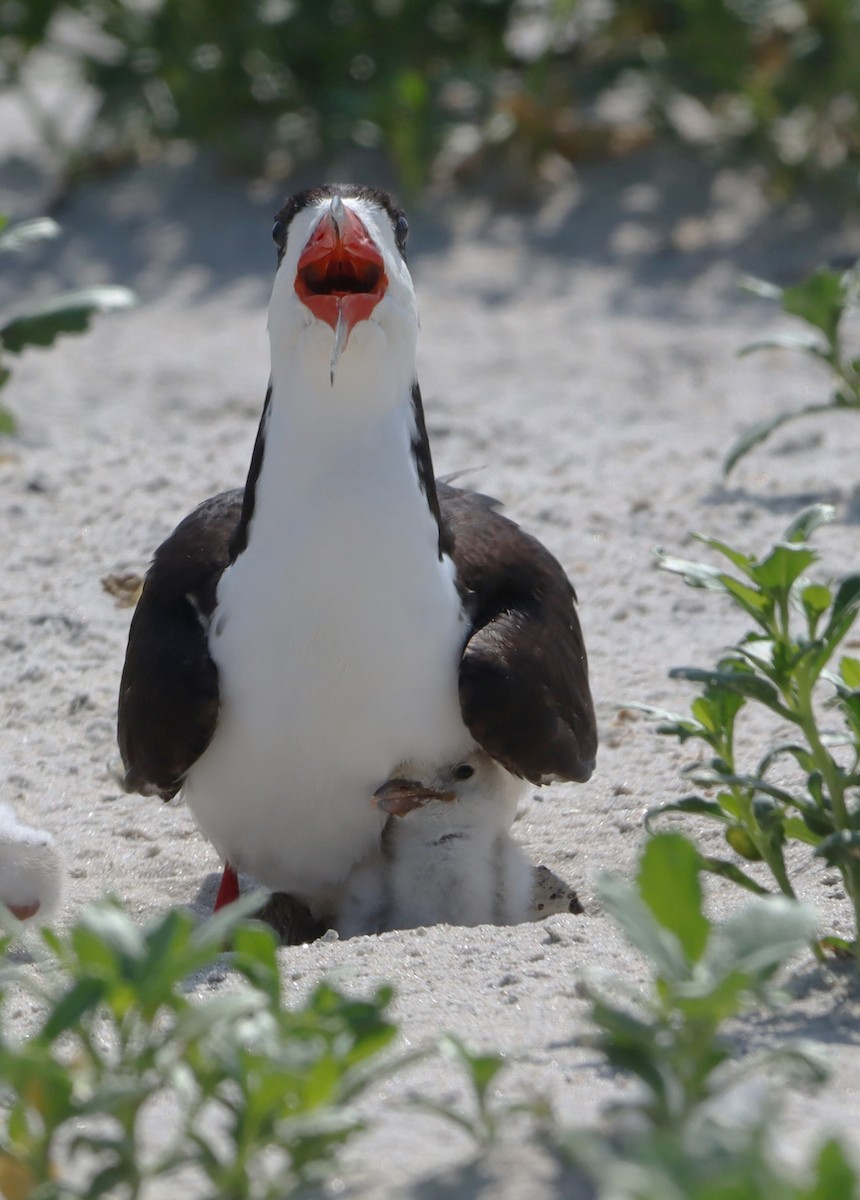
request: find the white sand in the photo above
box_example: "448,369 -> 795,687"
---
2,125 -> 860,1194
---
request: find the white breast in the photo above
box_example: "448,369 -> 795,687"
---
183,334 -> 473,903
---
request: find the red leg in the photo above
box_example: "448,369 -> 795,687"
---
214,861 -> 240,911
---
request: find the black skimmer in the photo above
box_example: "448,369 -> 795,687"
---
0,803 -> 62,923
118,184 -> 596,937
334,749 -> 532,936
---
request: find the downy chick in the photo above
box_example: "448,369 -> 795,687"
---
334,750 -> 531,937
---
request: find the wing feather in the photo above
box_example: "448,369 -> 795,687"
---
440,482 -> 597,785
117,490 -> 243,799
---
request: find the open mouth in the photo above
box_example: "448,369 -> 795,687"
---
297,256 -> 384,298
294,199 -> 388,338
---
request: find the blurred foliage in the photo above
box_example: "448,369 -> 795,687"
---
0,0 -> 859,192
0,897 -> 410,1198
0,213 -> 135,433
0,0 -> 517,192
725,261 -> 860,473
591,0 -> 860,188
559,833 -> 858,1200
640,505 -> 860,961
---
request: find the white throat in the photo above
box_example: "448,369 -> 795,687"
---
183,312 -> 474,900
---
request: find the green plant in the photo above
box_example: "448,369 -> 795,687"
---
411,1033 -> 550,1147
0,214 -> 135,434
0,898 -> 407,1198
0,0 -> 517,193
557,832 -> 857,1199
725,262 -> 860,474
4,0 -> 860,192
638,505 -> 860,959
609,0 -> 860,188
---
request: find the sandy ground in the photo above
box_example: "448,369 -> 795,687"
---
3,101 -> 860,1196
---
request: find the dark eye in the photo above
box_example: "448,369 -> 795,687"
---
452,763 -> 474,782
394,214 -> 408,246
272,219 -> 286,249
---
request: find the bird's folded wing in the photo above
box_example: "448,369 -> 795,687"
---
440,482 -> 597,786
117,489 -> 243,799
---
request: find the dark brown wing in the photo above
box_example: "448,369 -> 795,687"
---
117,489 -> 243,799
439,482 -> 597,786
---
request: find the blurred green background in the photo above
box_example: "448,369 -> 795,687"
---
1,0 -> 859,196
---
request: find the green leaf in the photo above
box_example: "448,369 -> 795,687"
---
822,576 -> 860,650
782,269 -> 846,347
715,773 -> 811,814
803,1139 -> 858,1199
723,404 -> 838,475
623,702 -> 690,724
802,583 -> 833,632
726,826 -> 762,861
738,274 -> 783,301
656,551 -> 727,590
0,405 -> 14,435
750,543 -> 815,595
738,331 -> 829,358
441,1038 -> 505,1108
706,896 -> 817,982
86,1163 -> 134,1198
757,740 -> 814,776
0,217 -> 60,254
637,833 -> 710,964
699,855 -> 771,896
782,816 -> 825,846
598,873 -> 689,982
0,287 -> 136,354
840,656 -> 860,689
76,902 -> 147,964
587,998 -> 669,1102
720,576 -> 771,619
814,830 -> 860,867
668,666 -> 790,717
690,696 -> 718,732
692,534 -> 754,574
644,796 -> 729,832
188,890 -> 268,956
41,978 -> 106,1040
230,923 -> 280,1003
783,504 -> 835,544
409,1097 -> 483,1140
818,935 -> 857,959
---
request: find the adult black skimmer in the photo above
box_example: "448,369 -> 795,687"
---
118,184 -> 596,937
334,749 -> 533,936
0,803 -> 62,923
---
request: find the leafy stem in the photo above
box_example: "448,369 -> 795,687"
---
726,264 -> 860,474
645,506 -> 860,960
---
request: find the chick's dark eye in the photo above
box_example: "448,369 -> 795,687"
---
452,763 -> 474,781
272,219 -> 286,249
394,214 -> 408,245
